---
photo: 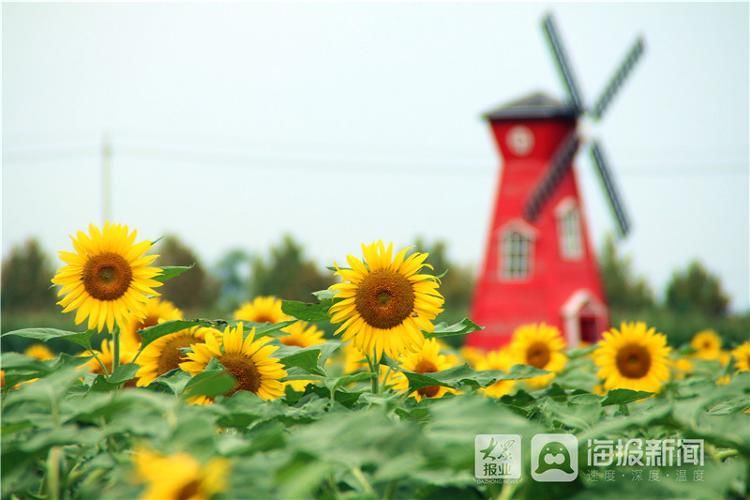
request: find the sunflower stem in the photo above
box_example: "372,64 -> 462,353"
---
369,349 -> 380,394
112,325 -> 121,374
45,447 -> 61,500
350,466 -> 375,495
87,349 -> 110,376
367,355 -> 379,394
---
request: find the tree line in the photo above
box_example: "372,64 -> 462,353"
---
1,234 -> 746,345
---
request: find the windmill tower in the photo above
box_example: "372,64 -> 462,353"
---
466,13 -> 644,350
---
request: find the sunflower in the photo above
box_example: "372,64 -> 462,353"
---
378,365 -> 409,393
328,241 -> 444,360
508,323 -> 567,389
122,298 -> 183,350
180,323 -> 287,400
733,341 -> 750,372
476,349 -> 516,398
460,346 -> 486,368
592,322 -> 671,393
672,356 -> 694,380
395,338 -> 457,401
134,447 -> 229,500
24,344 -> 54,361
86,339 -> 137,375
135,326 -> 221,387
234,296 -> 290,324
343,342 -> 368,374
186,395 -> 214,406
280,322 -> 325,348
718,351 -> 731,366
691,329 -> 722,360
51,223 -> 162,333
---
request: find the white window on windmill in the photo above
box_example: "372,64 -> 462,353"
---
499,220 -> 536,280
555,198 -> 584,260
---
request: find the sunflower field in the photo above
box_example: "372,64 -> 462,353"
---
2,224 -> 749,499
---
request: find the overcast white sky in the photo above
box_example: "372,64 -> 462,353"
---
3,2 -> 749,309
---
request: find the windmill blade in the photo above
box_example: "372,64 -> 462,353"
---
524,131 -> 580,221
590,37 -> 645,121
589,140 -> 631,237
542,13 -> 585,113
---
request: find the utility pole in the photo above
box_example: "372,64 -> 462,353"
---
102,133 -> 112,224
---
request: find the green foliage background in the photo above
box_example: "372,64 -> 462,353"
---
2,320 -> 748,499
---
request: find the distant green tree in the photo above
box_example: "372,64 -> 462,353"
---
250,235 -> 333,301
599,234 -> 655,310
214,249 -> 251,310
1,239 -> 56,312
413,238 -> 475,321
155,235 -> 219,311
665,261 -> 729,317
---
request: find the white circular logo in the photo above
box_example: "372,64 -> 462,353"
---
507,126 -> 534,156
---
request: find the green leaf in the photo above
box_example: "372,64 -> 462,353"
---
152,369 -> 191,395
50,352 -> 92,371
567,344 -> 597,358
138,319 -> 215,348
182,359 -> 236,399
601,388 -> 653,406
677,344 -> 697,356
107,363 -> 139,384
251,320 -> 296,338
278,347 -> 325,376
281,300 -> 331,322
154,265 -> 194,283
311,289 -> 336,301
306,384 -> 364,408
400,363 -> 547,393
3,369 -> 82,408
425,318 -> 482,338
706,395 -> 750,415
1,328 -> 94,350
328,371 -> 371,390
326,265 -> 350,272
88,375 -> 120,392
0,352 -> 52,373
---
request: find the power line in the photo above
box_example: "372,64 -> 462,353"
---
3,143 -> 747,177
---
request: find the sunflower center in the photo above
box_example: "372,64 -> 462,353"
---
526,342 -> 551,369
175,479 -> 201,500
355,270 -> 415,329
414,359 -> 440,397
219,353 -> 262,394
616,343 -> 652,379
253,315 -> 274,323
82,253 -> 133,301
156,335 -> 197,376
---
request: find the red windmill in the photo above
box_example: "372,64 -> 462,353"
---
466,13 -> 645,350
